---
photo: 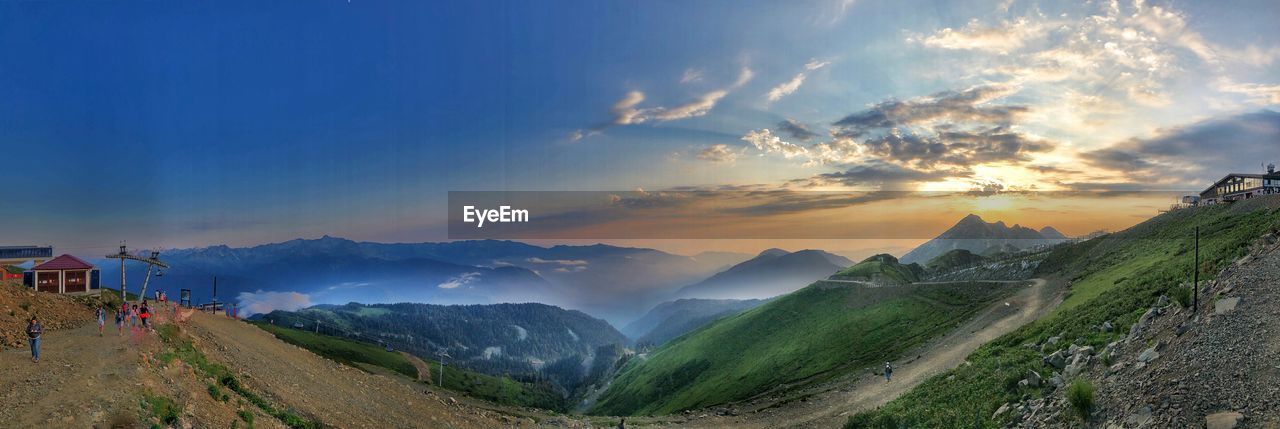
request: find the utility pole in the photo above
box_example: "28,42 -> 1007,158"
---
437,351 -> 451,387
315,320 -> 320,334
1193,226 -> 1200,313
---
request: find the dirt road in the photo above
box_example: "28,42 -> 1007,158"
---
652,278 -> 1057,428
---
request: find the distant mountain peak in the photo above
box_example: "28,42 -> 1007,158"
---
900,214 -> 1068,264
757,248 -> 789,258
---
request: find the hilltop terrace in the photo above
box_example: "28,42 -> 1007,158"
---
1197,163 -> 1280,205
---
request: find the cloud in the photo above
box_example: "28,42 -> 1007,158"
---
1080,110 -> 1280,186
765,60 -> 830,102
697,144 -> 743,163
832,85 -> 1025,138
525,257 -> 588,266
236,291 -> 312,316
741,129 -> 809,158
1216,78 -> 1280,105
916,18 -> 1057,54
438,272 -> 482,289
776,119 -> 820,141
794,162 -> 969,188
607,66 -> 751,126
681,68 -> 704,84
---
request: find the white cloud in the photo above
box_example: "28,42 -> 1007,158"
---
742,129 -> 809,158
1215,78 -> 1280,105
681,68 -> 704,83
236,291 -> 312,316
697,144 -> 742,163
765,60 -> 829,103
918,18 -> 1057,54
438,272 -> 481,289
604,66 -> 752,127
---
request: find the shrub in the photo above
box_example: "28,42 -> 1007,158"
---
1066,379 -> 1094,421
1170,286 -> 1192,308
143,392 -> 180,425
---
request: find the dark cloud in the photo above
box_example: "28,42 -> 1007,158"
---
858,126 -> 1053,168
832,85 -> 1028,138
792,162 -> 969,188
776,118 -> 820,141
1080,110 -> 1280,186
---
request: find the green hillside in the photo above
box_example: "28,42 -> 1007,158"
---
925,249 -> 987,273
589,280 -> 1022,416
253,323 -> 565,411
830,253 -> 923,285
847,197 -> 1280,428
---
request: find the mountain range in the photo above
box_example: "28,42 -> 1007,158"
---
900,214 -> 1068,264
673,249 -> 853,300
93,236 -> 749,324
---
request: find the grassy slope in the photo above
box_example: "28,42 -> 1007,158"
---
590,281 -> 1020,416
252,323 -> 564,411
832,254 -> 921,284
846,198 -> 1280,428
925,249 -> 987,272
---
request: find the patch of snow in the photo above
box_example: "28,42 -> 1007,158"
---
511,325 -> 528,340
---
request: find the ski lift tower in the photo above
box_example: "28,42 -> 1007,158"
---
104,244 -> 170,303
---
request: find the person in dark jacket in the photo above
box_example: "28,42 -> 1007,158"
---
26,316 -> 43,363
884,362 -> 893,382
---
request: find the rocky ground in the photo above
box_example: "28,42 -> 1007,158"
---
996,230 -> 1280,429
0,281 -> 92,348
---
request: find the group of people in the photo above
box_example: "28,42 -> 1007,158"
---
24,292 -> 174,364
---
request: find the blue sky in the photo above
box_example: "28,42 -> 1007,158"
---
2,0 -> 1278,252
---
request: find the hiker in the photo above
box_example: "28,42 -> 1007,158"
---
617,417 -> 626,429
130,304 -> 139,328
115,306 -> 125,335
95,305 -> 106,336
884,362 -> 893,383
139,302 -> 151,330
26,316 -> 43,363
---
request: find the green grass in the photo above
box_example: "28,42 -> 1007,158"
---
1066,379 -> 1094,421
590,281 -> 1021,416
925,249 -> 987,273
831,254 -> 922,284
253,323 -> 417,378
424,359 -> 565,410
156,324 -> 321,429
845,197 -> 1280,428
142,391 -> 180,426
253,322 -> 564,411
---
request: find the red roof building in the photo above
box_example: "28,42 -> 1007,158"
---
28,254 -> 99,294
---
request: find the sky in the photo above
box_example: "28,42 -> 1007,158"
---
1,0 -> 1278,256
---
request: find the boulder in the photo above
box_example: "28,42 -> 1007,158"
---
1025,370 -> 1041,388
1101,321 -> 1114,332
1215,297 -> 1240,315
1157,295 -> 1170,307
1138,347 -> 1160,363
1129,308 -> 1157,337
1044,350 -> 1067,370
1206,411 -> 1244,429
1068,344 -> 1080,356
1076,346 -> 1095,357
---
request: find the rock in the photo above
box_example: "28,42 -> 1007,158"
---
1206,411 -> 1244,429
1018,379 -> 1029,389
1215,297 -> 1240,315
1068,344 -> 1080,356
1044,350 -> 1067,369
1101,321 -> 1114,332
1157,295 -> 1170,307
1125,405 -> 1153,426
1076,346 -> 1095,357
1107,362 -> 1125,375
1130,308 -> 1157,337
993,403 -> 1011,419
1138,347 -> 1160,363
1025,370 -> 1041,387
1064,360 -> 1084,378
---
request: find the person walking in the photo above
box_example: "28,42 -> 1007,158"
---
115,306 -> 125,335
26,316 -> 43,363
884,362 -> 893,383
130,304 -> 139,328
139,302 -> 151,331
95,305 -> 107,336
